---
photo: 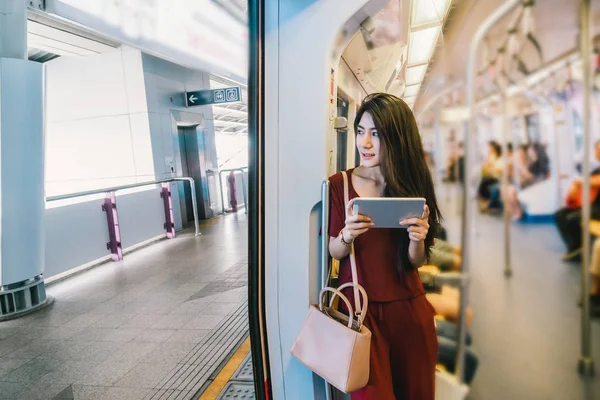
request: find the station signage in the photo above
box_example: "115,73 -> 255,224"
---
185,87 -> 241,107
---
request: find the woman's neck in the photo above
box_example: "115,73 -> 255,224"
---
355,165 -> 385,185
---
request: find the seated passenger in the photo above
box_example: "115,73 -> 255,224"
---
478,141 -> 504,211
587,239 -> 600,316
501,144 -> 536,220
430,239 -> 462,271
555,141 -> 600,260
444,142 -> 464,184
487,143 -> 514,213
426,286 -> 473,328
527,142 -> 551,180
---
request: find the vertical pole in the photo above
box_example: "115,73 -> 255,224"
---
102,191 -> 123,261
501,94 -> 513,277
578,0 -> 595,377
460,0 -> 521,382
321,180 -> 332,400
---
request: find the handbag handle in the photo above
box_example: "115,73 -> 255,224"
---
319,287 -> 355,329
333,282 -> 368,327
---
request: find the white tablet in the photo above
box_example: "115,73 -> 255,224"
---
352,197 -> 426,228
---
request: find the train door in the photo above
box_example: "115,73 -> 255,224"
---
177,125 -> 214,221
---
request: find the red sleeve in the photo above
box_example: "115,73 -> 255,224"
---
328,176 -> 346,238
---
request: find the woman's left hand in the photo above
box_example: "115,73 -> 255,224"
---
400,205 -> 430,242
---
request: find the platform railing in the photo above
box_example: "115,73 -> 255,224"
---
46,177 -> 200,261
218,168 -> 248,214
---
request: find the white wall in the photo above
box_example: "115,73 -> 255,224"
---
43,48 -> 220,280
45,48 -> 152,196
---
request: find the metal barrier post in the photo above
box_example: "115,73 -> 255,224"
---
218,168 -> 249,214
101,191 -> 123,261
461,0 -> 521,383
579,0 -> 595,377
160,183 -> 176,239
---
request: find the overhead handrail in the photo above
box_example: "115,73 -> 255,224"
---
46,177 -> 200,237
462,0 -> 522,384
219,167 -> 249,214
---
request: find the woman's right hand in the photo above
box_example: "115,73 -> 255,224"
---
342,199 -> 374,242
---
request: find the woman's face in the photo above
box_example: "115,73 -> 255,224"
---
356,112 -> 381,168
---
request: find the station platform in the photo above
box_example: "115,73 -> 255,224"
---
0,212 -> 248,400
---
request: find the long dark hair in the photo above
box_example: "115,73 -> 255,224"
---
354,93 -> 442,272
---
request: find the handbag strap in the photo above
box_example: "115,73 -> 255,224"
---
341,171 -> 362,315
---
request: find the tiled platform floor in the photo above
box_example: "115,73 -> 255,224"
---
0,213 -> 248,400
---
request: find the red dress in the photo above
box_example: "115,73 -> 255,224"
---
328,169 -> 438,400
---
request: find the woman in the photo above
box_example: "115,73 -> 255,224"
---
328,93 -> 442,399
501,144 -> 535,220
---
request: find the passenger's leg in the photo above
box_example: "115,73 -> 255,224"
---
554,207 -> 572,247
487,183 -> 503,211
426,291 -> 473,327
589,240 -> 600,317
435,318 -> 472,345
590,239 -> 600,296
349,302 -> 395,400
437,336 -> 479,385
555,208 -> 582,256
385,296 -> 437,400
563,208 -> 583,255
502,185 -> 523,220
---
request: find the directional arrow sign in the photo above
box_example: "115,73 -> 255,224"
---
184,87 -> 241,107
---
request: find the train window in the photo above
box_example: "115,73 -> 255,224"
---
525,113 -> 540,143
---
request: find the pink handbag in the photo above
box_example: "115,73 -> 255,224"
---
291,171 -> 371,393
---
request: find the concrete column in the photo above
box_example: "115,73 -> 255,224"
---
0,0 -> 48,318
0,0 -> 27,60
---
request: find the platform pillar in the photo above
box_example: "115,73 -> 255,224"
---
0,0 -> 49,319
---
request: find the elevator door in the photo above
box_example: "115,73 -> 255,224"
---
178,125 -> 213,221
